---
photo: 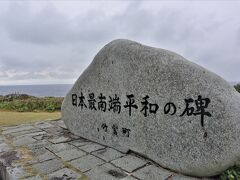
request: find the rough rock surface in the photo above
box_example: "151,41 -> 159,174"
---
62,39 -> 240,177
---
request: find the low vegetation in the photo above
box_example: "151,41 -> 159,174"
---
220,166 -> 240,180
234,83 -> 240,93
0,93 -> 64,112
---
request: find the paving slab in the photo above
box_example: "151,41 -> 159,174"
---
10,131 -> 47,142
32,133 -> 53,140
65,133 -> 80,140
10,132 -> 46,146
69,154 -> 105,172
86,163 -> 128,180
0,142 -> 13,153
27,140 -> 51,156
48,120 -> 61,126
47,168 -> 83,179
132,165 -> 173,180
49,119 -> 67,129
57,120 -> 68,129
48,136 -> 71,144
46,142 -> 76,153
35,122 -> 55,129
69,138 -> 90,147
2,125 -> 35,135
55,148 -> 86,161
12,135 -> 37,146
0,136 -> 4,142
121,176 -> 138,180
7,129 -> 43,137
35,150 -> 56,163
6,166 -> 30,179
111,155 -> 148,173
0,151 -> 19,167
25,131 -> 47,137
43,126 -> 67,136
92,147 -> 125,162
32,159 -> 64,175
79,142 -> 106,153
25,175 -> 43,180
171,174 -> 200,180
2,125 -> 19,131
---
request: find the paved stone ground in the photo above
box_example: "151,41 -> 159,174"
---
0,119 -> 219,180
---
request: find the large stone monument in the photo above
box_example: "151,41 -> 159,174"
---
62,39 -> 240,177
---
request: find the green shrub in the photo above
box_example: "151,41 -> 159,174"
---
45,104 -> 55,112
234,83 -> 240,93
0,94 -> 64,112
220,166 -> 240,180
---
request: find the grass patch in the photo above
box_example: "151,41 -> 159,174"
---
0,110 -> 61,127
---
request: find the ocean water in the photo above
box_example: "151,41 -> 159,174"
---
0,84 -> 72,97
0,82 -> 237,98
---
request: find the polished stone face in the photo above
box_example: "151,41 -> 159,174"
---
62,39 -> 240,177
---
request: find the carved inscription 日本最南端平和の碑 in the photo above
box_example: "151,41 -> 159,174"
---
72,92 -> 212,130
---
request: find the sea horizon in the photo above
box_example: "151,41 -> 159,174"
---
0,81 -> 239,97
0,83 -> 73,86
0,84 -> 73,97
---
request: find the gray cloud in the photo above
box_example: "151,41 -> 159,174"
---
2,3 -> 78,44
1,2 -> 115,45
1,55 -> 50,70
0,1 -> 239,85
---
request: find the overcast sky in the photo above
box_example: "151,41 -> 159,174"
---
0,0 -> 239,85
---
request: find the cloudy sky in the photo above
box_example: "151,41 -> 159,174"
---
0,0 -> 239,85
